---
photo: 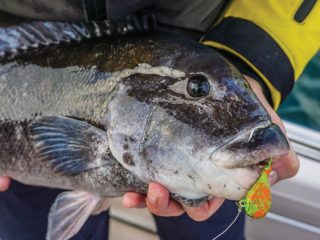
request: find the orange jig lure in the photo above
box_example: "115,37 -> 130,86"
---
237,159 -> 273,219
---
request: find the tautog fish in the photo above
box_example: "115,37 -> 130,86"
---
0,21 -> 289,240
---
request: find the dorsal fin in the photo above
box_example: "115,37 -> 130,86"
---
0,14 -> 156,60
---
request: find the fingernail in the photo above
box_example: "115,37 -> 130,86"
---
148,188 -> 160,206
269,170 -> 278,186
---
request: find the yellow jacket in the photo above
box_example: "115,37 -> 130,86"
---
202,0 -> 320,109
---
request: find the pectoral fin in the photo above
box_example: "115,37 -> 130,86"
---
46,191 -> 110,240
30,115 -> 108,175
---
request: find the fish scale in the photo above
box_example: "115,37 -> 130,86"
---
0,20 -> 289,240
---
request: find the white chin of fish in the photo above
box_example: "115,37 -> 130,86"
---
196,158 -> 269,201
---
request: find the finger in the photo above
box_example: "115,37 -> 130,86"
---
146,182 -> 184,217
258,93 -> 299,185
270,148 -> 299,185
245,76 -> 299,185
183,197 -> 225,222
123,192 -> 147,208
0,176 -> 11,191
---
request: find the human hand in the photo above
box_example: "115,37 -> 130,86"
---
124,182 -> 225,221
122,75 -> 299,221
244,75 -> 300,186
0,176 -> 11,191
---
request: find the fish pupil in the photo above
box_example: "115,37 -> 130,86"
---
187,74 -> 210,98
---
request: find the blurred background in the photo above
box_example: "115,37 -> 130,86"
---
278,52 -> 320,131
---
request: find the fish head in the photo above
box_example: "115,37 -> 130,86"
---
107,33 -> 290,201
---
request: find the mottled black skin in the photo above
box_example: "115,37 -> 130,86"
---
0,31 -> 279,206
0,120 -> 34,173
122,72 -> 264,143
3,32 -> 268,138
0,33 -> 180,196
0,118 -> 148,196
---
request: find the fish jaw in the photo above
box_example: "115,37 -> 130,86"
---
140,153 -> 261,201
199,160 -> 261,200
131,117 -> 289,201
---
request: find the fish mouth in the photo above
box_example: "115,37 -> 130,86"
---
206,158 -> 271,199
205,124 -> 289,197
210,123 -> 290,170
247,158 -> 272,175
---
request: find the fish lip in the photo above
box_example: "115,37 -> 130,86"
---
238,159 -> 270,189
209,122 -> 289,169
217,163 -> 261,191
209,121 -> 272,159
224,158 -> 270,190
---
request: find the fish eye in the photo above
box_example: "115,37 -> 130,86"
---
187,74 -> 210,98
